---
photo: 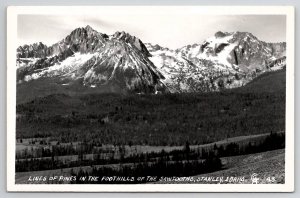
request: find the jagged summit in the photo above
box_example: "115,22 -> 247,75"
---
16,26 -> 286,94
69,25 -> 107,39
147,31 -> 286,92
111,31 -> 151,57
16,25 -> 166,94
179,31 -> 284,68
17,42 -> 49,58
84,24 -> 94,32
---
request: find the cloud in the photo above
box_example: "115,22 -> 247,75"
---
17,14 -> 286,49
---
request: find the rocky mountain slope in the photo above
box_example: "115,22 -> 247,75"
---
16,26 -> 286,94
146,31 -> 286,92
17,25 -> 166,94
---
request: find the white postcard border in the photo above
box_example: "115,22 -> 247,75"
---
6,6 -> 295,192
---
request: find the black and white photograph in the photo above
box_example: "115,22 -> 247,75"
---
6,6 -> 294,192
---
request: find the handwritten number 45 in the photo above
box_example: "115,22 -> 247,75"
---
266,177 -> 276,183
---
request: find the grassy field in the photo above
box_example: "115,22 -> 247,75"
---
157,149 -> 285,184
194,149 -> 285,184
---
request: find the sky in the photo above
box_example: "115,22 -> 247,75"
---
17,14 -> 286,49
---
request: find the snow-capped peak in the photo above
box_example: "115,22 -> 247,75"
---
16,25 -> 167,94
146,31 -> 286,93
16,27 -> 286,94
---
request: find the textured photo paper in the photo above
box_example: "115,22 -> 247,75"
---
7,6 -> 294,192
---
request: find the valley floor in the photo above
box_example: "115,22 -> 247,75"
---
15,145 -> 285,184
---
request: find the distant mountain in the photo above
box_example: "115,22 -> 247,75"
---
16,26 -> 286,95
17,25 -> 108,59
17,25 -> 166,94
147,31 -> 286,92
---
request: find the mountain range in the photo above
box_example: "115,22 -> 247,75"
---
16,25 -> 286,94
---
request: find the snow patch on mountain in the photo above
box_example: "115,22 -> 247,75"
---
24,53 -> 96,81
146,31 -> 286,92
17,27 -> 286,94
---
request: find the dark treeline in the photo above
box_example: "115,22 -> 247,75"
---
16,88 -> 285,146
15,144 -> 209,172
16,132 -> 285,172
70,157 -> 222,184
16,142 -> 95,159
210,132 -> 285,158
